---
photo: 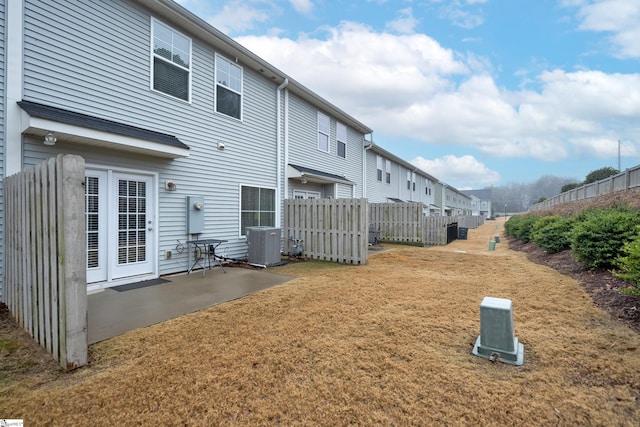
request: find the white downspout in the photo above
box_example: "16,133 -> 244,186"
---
363,133 -> 373,199
5,0 -> 24,176
283,86 -> 290,202
276,78 -> 288,227
442,184 -> 447,217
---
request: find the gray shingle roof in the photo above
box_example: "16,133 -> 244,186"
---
18,100 -> 189,150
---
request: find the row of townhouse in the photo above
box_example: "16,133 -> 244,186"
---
0,0 -> 470,296
462,189 -> 493,218
365,144 -> 471,216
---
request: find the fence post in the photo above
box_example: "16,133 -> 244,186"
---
60,155 -> 87,369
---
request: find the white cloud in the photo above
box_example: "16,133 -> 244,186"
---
289,0 -> 313,15
411,155 -> 500,188
205,0 -> 277,34
237,21 -> 468,111
436,0 -> 485,29
385,8 -> 419,34
572,0 -> 640,58
236,21 -> 640,170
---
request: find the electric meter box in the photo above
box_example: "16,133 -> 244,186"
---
187,196 -> 205,234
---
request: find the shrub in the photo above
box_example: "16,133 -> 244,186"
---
561,182 -> 581,193
570,207 -> 640,270
613,226 -> 640,296
531,215 -> 574,254
505,214 -> 539,243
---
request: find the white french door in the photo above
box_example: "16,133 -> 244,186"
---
85,169 -> 156,287
86,171 -> 107,283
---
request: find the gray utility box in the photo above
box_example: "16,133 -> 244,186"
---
246,227 -> 281,267
472,296 -> 524,365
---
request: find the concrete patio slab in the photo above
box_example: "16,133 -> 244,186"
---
88,266 -> 293,344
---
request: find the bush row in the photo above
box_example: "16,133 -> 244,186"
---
505,207 -> 640,296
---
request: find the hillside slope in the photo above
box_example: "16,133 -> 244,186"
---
516,189 -> 640,333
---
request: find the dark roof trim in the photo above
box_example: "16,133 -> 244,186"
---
18,100 -> 189,150
288,164 -> 354,185
462,189 -> 492,200
367,142 -> 439,182
387,198 -> 405,203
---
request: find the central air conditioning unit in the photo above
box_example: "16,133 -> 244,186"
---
246,227 -> 281,267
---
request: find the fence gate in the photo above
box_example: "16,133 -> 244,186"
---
284,198 -> 368,264
2,154 -> 87,370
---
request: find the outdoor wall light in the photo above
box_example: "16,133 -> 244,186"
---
301,178 -> 307,184
43,132 -> 57,146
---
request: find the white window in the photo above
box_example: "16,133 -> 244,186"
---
216,54 -> 243,120
318,112 -> 330,152
407,171 -> 411,190
337,122 -> 347,158
240,186 -> 275,236
385,160 -> 391,184
376,155 -> 383,182
151,19 -> 191,101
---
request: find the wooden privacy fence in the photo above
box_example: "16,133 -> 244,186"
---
423,216 -> 459,246
284,198 -> 368,264
370,202 -> 424,244
530,164 -> 640,211
3,154 -> 87,370
370,202 -> 484,246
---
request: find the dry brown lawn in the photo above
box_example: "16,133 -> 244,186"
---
2,220 -> 640,425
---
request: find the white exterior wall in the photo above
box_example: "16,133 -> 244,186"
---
6,0 -> 374,287
286,93 -> 365,199
19,0 -> 280,278
0,0 -> 5,295
365,148 -> 435,213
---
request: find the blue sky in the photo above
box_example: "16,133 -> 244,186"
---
177,0 -> 640,190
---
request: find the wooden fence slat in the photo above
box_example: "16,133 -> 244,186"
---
48,157 -> 60,361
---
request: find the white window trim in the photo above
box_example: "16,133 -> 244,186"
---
238,184 -> 277,238
215,53 -> 244,121
150,17 -> 192,103
337,122 -> 347,158
376,155 -> 383,182
385,160 -> 391,184
293,190 -> 321,199
317,111 -> 330,153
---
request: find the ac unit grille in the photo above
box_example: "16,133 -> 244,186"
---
246,227 -> 281,266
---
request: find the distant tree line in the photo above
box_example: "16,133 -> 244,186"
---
489,167 -> 619,214
560,166 -> 619,193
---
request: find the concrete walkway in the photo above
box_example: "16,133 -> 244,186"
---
88,266 -> 293,344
